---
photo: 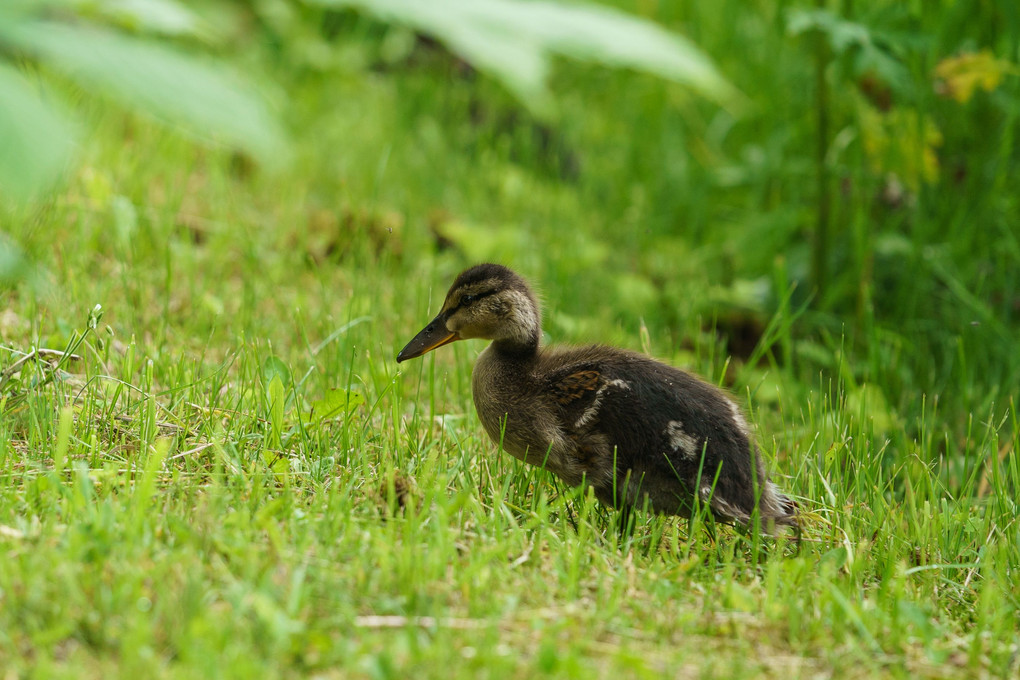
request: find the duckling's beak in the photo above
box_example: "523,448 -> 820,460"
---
396,314 -> 460,362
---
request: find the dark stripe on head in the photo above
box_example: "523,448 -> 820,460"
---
450,263 -> 527,292
445,263 -> 537,311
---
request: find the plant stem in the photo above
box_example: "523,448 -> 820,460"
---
812,0 -> 831,305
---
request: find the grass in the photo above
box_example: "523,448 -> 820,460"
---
2,2 -> 1019,677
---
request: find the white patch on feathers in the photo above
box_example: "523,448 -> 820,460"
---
665,420 -> 699,460
573,378 -> 631,429
726,398 -> 751,437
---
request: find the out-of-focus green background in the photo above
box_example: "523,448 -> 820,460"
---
1,1 -> 1018,677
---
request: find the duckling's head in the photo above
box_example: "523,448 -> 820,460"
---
396,263 -> 541,362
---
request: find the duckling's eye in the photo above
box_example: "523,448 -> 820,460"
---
461,294 -> 478,305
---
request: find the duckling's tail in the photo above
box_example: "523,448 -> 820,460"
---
758,481 -> 800,534
701,481 -> 799,535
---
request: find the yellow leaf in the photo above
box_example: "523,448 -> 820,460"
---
934,50 -> 1013,103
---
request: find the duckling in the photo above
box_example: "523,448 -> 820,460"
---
397,263 -> 798,533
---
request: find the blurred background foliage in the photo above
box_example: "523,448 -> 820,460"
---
2,0 -> 1018,442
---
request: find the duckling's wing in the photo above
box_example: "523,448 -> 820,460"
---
542,349 -> 735,449
541,348 -> 781,523
548,369 -> 603,408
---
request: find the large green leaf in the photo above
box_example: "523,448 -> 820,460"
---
0,64 -> 72,199
0,19 -> 288,165
312,0 -> 739,109
262,355 -> 293,390
67,0 -> 206,38
267,375 -> 286,450
786,9 -> 910,94
308,388 -> 366,424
